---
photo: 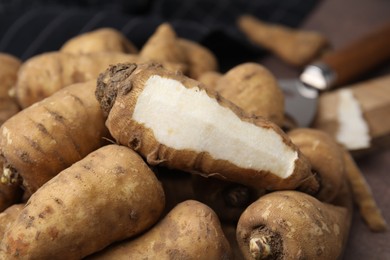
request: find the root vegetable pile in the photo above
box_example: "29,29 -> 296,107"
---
1,145 -> 165,259
0,22 -> 385,260
0,81 -> 109,195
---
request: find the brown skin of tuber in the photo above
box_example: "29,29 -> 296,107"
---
0,81 -> 109,194
342,148 -> 387,232
88,200 -> 232,260
178,38 -> 219,79
288,128 -> 345,202
238,15 -> 328,67
60,27 -> 138,54
0,203 -> 24,239
214,62 -> 285,126
96,62 -> 318,193
14,51 -> 184,108
0,145 -> 165,259
198,71 -> 223,90
140,23 -> 188,68
0,53 -> 21,125
237,189 -> 352,260
140,23 -> 219,79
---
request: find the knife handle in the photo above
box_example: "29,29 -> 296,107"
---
321,22 -> 390,88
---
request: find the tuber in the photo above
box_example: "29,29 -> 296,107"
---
342,148 -> 387,232
198,71 -> 223,90
60,27 -> 138,54
214,62 -> 285,126
14,51 -> 184,108
139,23 -> 187,68
88,200 -> 232,260
0,144 -> 165,259
287,128 -> 345,202
236,188 -> 352,260
237,15 -> 328,67
0,80 -> 109,194
0,204 -> 24,240
0,53 -> 21,125
96,62 -> 318,193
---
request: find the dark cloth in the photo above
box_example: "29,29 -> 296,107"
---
0,0 -> 319,70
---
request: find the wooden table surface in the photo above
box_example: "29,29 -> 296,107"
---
262,0 -> 390,259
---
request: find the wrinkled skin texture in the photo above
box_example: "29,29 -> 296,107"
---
237,190 -> 351,260
288,128 -> 345,202
0,53 -> 21,125
60,27 -> 138,54
89,200 -> 232,260
0,145 -> 165,260
214,62 -> 285,126
0,203 -> 24,238
0,81 -> 109,194
238,15 -> 328,67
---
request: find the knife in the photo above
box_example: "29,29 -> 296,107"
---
279,22 -> 390,127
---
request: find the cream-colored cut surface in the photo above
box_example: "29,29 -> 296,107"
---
336,89 -> 370,149
133,75 -> 298,178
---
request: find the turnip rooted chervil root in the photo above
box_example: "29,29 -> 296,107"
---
96,63 -> 318,193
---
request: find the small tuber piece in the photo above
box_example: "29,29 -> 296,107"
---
238,15 -> 328,67
288,128 -> 345,202
178,38 -> 219,79
140,23 -> 187,68
342,148 -> 387,232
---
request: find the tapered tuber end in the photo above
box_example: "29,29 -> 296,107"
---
95,63 -> 138,114
249,237 -> 271,259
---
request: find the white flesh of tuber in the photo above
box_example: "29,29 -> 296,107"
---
336,89 -> 370,150
133,75 -> 298,179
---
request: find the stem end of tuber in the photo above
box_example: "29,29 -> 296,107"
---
249,236 -> 271,259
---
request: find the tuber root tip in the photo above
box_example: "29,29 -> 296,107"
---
249,236 -> 271,260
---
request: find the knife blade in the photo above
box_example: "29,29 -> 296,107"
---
279,22 -> 390,127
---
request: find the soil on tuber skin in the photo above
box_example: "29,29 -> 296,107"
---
96,63 -> 137,114
247,226 -> 283,260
